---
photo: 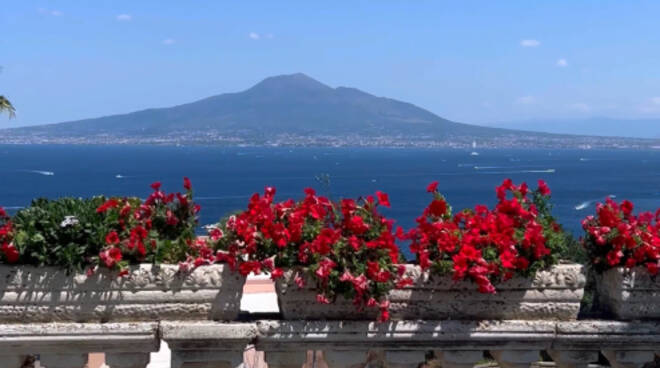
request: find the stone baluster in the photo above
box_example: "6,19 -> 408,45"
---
490,350 -> 540,368
547,350 -> 599,368
161,322 -> 256,368
0,323 -> 159,368
602,350 -> 657,368
435,350 -> 484,368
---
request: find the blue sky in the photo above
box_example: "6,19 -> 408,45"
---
2,1 -> 660,128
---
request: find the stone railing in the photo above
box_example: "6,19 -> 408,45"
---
2,319 -> 659,368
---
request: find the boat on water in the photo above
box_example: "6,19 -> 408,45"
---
470,140 -> 479,156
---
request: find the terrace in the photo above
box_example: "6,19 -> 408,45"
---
1,182 -> 658,368
2,271 -> 659,368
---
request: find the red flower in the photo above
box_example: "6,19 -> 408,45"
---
97,199 -> 119,213
376,191 -> 390,208
347,215 -> 369,235
264,186 -> 276,199
150,182 -> 162,191
183,177 -> 192,191
316,294 -> 331,304
500,249 -> 516,269
238,260 -> 262,276
209,228 -> 223,241
1,243 -> 19,263
427,199 -> 448,217
100,247 -> 123,269
606,250 -> 623,266
270,268 -> 284,280
621,200 -> 634,217
379,308 -> 390,322
537,180 -> 551,196
315,258 -> 337,280
427,181 -> 439,193
105,231 -> 120,245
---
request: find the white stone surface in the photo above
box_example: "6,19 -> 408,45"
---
0,264 -> 245,322
277,264 -> 586,320
240,292 -> 279,314
3,320 -> 660,368
596,266 -> 660,320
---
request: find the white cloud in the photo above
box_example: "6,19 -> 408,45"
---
556,58 -> 568,67
249,32 -> 260,40
637,97 -> 660,113
515,96 -> 536,105
116,14 -> 132,21
38,8 -> 63,16
569,103 -> 590,112
161,38 -> 176,45
520,39 -> 540,47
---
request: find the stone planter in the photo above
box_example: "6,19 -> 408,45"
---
596,266 -> 660,320
276,263 -> 585,320
0,264 -> 245,323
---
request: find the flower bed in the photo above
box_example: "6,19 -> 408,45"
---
582,198 -> 660,319
0,178 -> 246,322
400,179 -> 585,320
206,187 -> 406,321
0,177 -> 592,322
207,180 -> 585,321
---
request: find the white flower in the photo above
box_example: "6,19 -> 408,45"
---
60,216 -> 79,228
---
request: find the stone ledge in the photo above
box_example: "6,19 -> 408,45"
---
0,322 -> 160,354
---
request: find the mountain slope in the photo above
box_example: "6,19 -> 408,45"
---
488,117 -> 660,139
1,73 -> 657,148
4,73 -> 503,138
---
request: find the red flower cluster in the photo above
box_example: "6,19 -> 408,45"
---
0,207 -> 18,263
408,179 -> 561,293
582,198 -> 660,275
206,187 -> 407,321
95,177 -> 200,273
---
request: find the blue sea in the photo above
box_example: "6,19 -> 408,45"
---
2,145 -> 660,258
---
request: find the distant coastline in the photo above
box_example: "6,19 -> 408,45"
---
0,131 -> 658,150
3,74 -> 659,150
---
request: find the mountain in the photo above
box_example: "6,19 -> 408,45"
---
1,73 -> 658,149
487,117 -> 660,139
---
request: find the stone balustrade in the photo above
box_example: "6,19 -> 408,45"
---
3,320 -> 658,368
0,322 -> 159,368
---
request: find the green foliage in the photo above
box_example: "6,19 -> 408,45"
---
532,191 -> 587,264
11,197 -> 109,271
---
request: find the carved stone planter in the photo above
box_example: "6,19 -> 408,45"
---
596,266 -> 660,320
0,264 -> 245,323
276,263 -> 585,320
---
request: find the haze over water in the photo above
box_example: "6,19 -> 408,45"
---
1,144 -> 659,258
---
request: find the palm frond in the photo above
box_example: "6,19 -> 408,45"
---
0,95 -> 16,118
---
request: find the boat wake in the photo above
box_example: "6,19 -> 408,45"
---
22,170 -> 55,176
575,195 -> 616,210
476,169 -> 556,174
